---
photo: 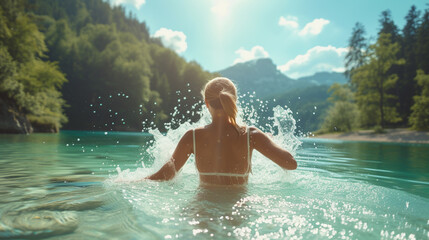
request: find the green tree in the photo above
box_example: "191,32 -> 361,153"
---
345,22 -> 367,78
397,5 -> 421,122
352,33 -> 405,129
378,10 -> 400,43
62,24 -> 155,131
14,60 -> 67,131
321,83 -> 359,132
416,9 -> 429,73
0,0 -> 68,131
409,70 -> 429,130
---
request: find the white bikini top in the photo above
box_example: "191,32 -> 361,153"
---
193,127 -> 251,178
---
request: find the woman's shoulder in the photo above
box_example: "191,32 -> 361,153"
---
247,126 -> 269,141
193,126 -> 207,133
248,126 -> 262,135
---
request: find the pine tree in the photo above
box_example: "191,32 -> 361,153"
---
416,9 -> 429,73
345,22 -> 367,78
379,10 -> 400,43
397,5 -> 421,122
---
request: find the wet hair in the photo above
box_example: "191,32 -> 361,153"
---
203,77 -> 242,133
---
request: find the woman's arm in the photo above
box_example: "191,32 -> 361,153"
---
146,130 -> 194,181
251,127 -> 297,170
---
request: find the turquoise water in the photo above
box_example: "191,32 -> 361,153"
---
0,130 -> 428,239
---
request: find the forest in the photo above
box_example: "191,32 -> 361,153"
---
0,0 -> 216,133
1,0 -> 428,134
320,6 -> 429,132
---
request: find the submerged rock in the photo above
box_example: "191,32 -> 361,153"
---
0,211 -> 78,238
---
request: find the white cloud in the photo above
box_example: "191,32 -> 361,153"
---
279,16 -> 330,36
109,0 -> 146,9
299,18 -> 330,36
278,45 -> 347,79
153,28 -> 187,54
233,46 -> 269,65
278,16 -> 299,29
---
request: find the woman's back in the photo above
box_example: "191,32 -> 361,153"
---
194,124 -> 251,185
146,77 -> 297,185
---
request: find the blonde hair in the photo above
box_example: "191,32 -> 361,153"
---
203,77 -> 242,133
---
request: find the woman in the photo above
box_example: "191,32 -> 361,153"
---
147,77 -> 297,185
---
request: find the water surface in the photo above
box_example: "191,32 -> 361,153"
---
0,130 -> 428,239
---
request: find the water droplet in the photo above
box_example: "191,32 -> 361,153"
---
77,138 -> 80,141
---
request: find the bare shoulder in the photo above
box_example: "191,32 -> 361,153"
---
247,126 -> 277,148
193,126 -> 207,132
248,126 -> 261,134
191,126 -> 208,137
248,126 -> 266,138
180,129 -> 194,144
248,126 -> 267,145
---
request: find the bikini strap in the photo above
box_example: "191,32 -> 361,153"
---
193,129 -> 196,156
247,126 -> 252,173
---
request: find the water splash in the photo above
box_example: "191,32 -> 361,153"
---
111,92 -> 301,183
271,105 -> 301,154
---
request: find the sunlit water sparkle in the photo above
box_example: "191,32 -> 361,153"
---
0,99 -> 428,239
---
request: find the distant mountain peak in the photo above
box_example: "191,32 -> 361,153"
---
236,57 -> 274,65
218,58 -> 348,98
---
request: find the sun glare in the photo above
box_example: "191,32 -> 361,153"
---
211,1 -> 230,17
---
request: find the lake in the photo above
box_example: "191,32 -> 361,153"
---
0,130 -> 428,239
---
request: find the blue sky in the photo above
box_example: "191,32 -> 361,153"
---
107,0 -> 428,78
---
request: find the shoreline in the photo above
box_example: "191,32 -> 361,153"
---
312,128 -> 429,144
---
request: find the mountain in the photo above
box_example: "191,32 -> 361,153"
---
295,71 -> 348,88
217,58 -> 294,97
217,58 -> 348,98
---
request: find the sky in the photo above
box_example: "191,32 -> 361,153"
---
107,0 -> 428,79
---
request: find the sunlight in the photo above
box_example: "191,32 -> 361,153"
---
211,1 -> 231,17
